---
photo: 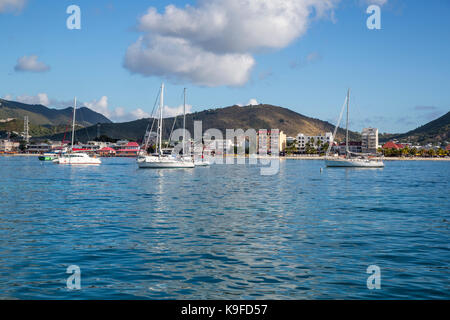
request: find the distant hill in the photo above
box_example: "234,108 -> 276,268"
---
41,104 -> 358,143
0,99 -> 112,127
383,111 -> 450,144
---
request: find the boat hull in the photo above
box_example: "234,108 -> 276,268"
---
39,156 -> 55,161
325,158 -> 384,168
53,153 -> 101,165
194,161 -> 210,167
138,156 -> 194,169
138,162 -> 195,169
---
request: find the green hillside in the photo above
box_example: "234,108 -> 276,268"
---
388,111 -> 450,144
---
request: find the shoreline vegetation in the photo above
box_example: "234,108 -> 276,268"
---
2,153 -> 449,161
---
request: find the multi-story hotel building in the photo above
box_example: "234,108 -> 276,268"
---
296,132 -> 333,152
361,127 -> 379,154
257,130 -> 286,154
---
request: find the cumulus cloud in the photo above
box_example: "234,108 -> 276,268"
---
0,0 -> 26,13
82,96 -> 151,122
237,98 -> 260,107
14,55 -> 50,72
124,0 -> 338,86
125,36 -> 254,86
4,93 -> 51,106
163,104 -> 193,118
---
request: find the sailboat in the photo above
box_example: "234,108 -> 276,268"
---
53,97 -> 101,165
325,90 -> 384,168
138,83 -> 194,169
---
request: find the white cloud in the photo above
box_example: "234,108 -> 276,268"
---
125,36 -> 254,87
247,99 -> 259,106
82,96 -> 151,122
8,93 -> 50,106
236,98 -> 260,107
3,93 -> 72,107
14,55 -> 50,72
83,96 -> 109,117
125,0 -> 338,87
0,0 -> 26,13
163,104 -> 193,118
130,108 -> 151,120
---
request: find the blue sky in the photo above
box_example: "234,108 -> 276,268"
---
1,0 -> 449,133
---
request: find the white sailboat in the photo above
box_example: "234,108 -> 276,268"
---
53,97 -> 101,165
138,84 -> 194,169
325,90 -> 384,168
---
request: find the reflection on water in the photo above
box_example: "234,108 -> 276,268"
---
0,156 -> 449,299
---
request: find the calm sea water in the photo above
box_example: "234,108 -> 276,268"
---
0,156 -> 448,299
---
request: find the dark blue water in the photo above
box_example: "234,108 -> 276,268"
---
0,156 -> 448,299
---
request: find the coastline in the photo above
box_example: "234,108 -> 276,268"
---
1,153 -> 449,161
283,155 -> 450,161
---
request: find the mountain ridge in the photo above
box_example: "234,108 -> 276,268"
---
0,98 -> 112,127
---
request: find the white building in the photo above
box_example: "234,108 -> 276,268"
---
203,139 -> 233,155
0,140 -> 20,152
361,128 -> 379,154
296,132 -> 333,152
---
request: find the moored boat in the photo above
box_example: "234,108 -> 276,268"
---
138,84 -> 194,169
325,89 -> 384,168
53,97 -> 102,166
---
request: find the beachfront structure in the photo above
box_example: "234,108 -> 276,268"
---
0,139 -> 20,152
98,147 -> 116,157
203,139 -> 233,155
27,141 -> 64,153
257,130 -> 287,154
362,128 -> 379,154
296,132 -> 333,152
115,142 -> 140,157
87,141 -> 111,149
382,141 -> 404,150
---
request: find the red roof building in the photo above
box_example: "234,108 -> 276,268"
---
382,141 -> 404,149
98,147 -> 116,156
116,142 -> 140,157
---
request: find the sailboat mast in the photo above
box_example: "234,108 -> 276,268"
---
183,88 -> 186,156
71,97 -> 77,150
159,83 -> 164,156
346,89 -> 350,156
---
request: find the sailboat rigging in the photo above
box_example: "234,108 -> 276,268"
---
325,89 -> 384,168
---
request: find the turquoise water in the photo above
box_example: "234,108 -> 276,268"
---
0,156 -> 448,299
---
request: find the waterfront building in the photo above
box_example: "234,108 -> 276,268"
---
286,136 -> 296,144
87,141 -> 111,149
361,128 -> 379,154
98,147 -> 116,157
296,132 -> 333,152
382,141 -> 404,150
116,142 -> 140,157
0,140 -> 19,152
257,130 -> 286,154
203,139 -> 233,155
